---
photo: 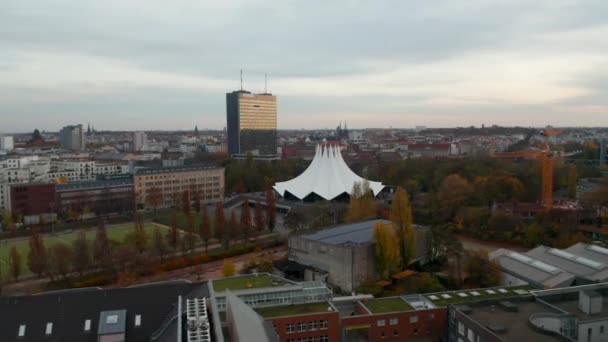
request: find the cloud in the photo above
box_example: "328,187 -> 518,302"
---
0,0 -> 607,131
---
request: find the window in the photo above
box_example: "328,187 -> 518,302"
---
18,324 -> 26,337
414,327 -> 419,335
458,321 -> 465,335
45,323 -> 53,335
381,331 -> 386,338
377,319 -> 386,327
389,318 -> 399,325
297,322 -> 306,332
310,320 -> 318,330
84,319 -> 91,332
320,320 -> 328,329
409,315 -> 418,323
286,323 -> 295,334
106,315 -> 119,324
394,330 -> 399,337
468,328 -> 475,342
135,315 -> 142,327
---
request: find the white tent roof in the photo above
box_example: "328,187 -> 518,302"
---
273,144 -> 385,200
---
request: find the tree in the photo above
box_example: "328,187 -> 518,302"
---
524,223 -> 544,247
373,221 -> 400,279
48,243 -> 73,282
133,214 -> 148,254
146,187 -> 163,212
215,203 -> 226,247
447,241 -> 465,285
152,226 -> 167,260
254,199 -> 266,232
228,210 -> 238,249
192,191 -> 201,213
199,209 -> 211,253
426,225 -> 457,265
390,187 -> 416,269
257,256 -> 274,273
167,210 -> 179,252
1,209 -> 12,230
240,199 -> 252,244
345,182 -> 362,222
437,174 -> 473,219
222,259 -> 236,277
346,181 -> 376,222
27,228 -> 47,277
93,219 -> 112,272
72,231 -> 91,276
464,250 -> 502,287
182,190 -> 191,217
567,165 -> 577,199
265,189 -> 277,232
8,245 -> 21,280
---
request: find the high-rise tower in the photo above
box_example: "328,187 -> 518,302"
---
226,90 -> 277,156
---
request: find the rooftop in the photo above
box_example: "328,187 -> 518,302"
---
463,300 -> 561,342
255,302 -> 333,318
300,219 -> 385,246
135,164 -> 222,175
424,285 -> 532,307
0,280 -> 201,342
56,178 -> 133,191
212,274 -> 288,292
363,297 -> 413,313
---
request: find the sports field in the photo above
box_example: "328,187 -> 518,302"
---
0,223 -> 168,280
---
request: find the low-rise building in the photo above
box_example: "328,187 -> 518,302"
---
490,243 -> 608,288
55,178 -> 134,217
134,164 -> 224,210
450,283 -> 608,342
287,220 -> 428,292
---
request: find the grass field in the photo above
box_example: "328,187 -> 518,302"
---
364,297 -> 413,313
212,274 -> 285,292
0,223 -> 168,280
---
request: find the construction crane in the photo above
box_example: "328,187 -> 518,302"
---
492,130 -> 562,210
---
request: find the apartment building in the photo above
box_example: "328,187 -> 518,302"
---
134,164 -> 224,210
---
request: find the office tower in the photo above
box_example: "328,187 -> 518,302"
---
59,124 -> 86,150
0,136 -> 14,151
132,131 -> 147,152
226,90 -> 277,156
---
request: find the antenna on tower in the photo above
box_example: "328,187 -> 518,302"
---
265,72 -> 268,94
240,69 -> 243,91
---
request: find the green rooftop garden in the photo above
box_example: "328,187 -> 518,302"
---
213,274 -> 286,292
256,302 -> 333,318
424,285 -> 533,307
364,297 -> 413,313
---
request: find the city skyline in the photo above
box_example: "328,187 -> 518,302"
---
2,1 -> 608,131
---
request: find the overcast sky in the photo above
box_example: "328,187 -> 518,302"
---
1,0 -> 607,132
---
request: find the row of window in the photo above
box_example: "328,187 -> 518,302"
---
16,315 -> 142,338
377,314 -> 423,327
286,336 -> 329,342
286,320 -> 329,333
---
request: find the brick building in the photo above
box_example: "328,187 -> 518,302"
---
55,178 -> 134,217
10,183 -> 56,218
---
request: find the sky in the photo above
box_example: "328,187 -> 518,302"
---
1,0 -> 608,132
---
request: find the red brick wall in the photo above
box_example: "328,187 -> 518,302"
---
268,311 -> 340,342
342,307 -> 447,342
11,183 -> 56,216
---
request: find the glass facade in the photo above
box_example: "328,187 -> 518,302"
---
226,91 -> 277,156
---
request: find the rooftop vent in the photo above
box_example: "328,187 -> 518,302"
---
499,301 -> 518,312
579,290 -> 603,315
485,321 -> 507,334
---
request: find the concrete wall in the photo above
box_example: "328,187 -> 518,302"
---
578,320 -> 608,342
288,236 -> 376,292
